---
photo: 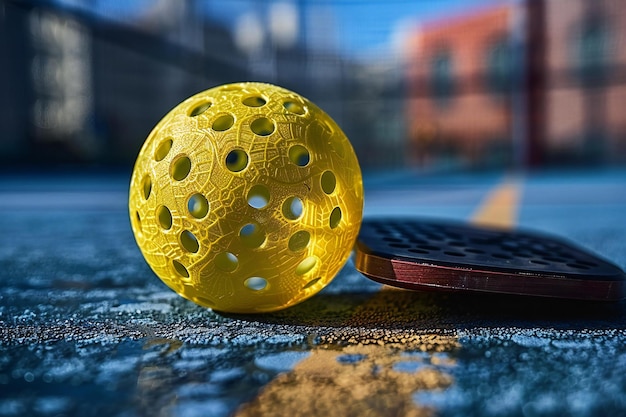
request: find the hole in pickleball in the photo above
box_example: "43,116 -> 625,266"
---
245,277 -> 267,291
215,252 -> 238,272
321,171 -> 336,194
135,212 -> 142,233
282,197 -> 303,220
226,149 -> 249,172
247,184 -> 270,209
444,251 -> 466,257
239,223 -> 266,248
296,256 -> 317,275
289,145 -> 310,166
288,230 -> 310,252
530,259 -> 549,265
155,139 -> 173,161
283,100 -> 306,115
212,114 -> 234,131
250,117 -> 275,136
189,102 -> 211,117
172,260 -> 189,278
242,95 -> 267,107
171,156 -> 191,181
157,206 -> 173,230
180,230 -> 199,253
302,277 -> 321,290
141,175 -> 152,200
187,193 -> 209,218
329,207 -> 342,229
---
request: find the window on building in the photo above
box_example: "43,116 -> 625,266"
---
576,15 -> 609,86
430,50 -> 454,107
486,39 -> 512,96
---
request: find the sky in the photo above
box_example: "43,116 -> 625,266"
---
55,0 -> 510,60
202,0 -> 510,59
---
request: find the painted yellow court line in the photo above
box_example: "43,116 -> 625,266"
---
235,175 -> 524,416
471,177 -> 523,229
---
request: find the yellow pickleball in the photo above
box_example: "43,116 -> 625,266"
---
129,82 -> 363,313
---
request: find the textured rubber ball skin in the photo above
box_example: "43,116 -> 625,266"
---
129,82 -> 363,313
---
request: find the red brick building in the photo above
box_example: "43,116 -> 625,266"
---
544,0 -> 626,163
406,6 -> 514,168
406,0 -> 626,168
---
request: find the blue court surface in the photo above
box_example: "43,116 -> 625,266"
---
1,168 -> 625,417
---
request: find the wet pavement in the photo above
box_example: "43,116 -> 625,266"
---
1,169 -> 625,417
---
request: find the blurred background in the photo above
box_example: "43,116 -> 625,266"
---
1,0 -> 625,173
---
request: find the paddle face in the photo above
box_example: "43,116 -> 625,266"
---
355,218 -> 626,301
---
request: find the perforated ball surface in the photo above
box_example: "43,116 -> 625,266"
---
129,82 -> 363,313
